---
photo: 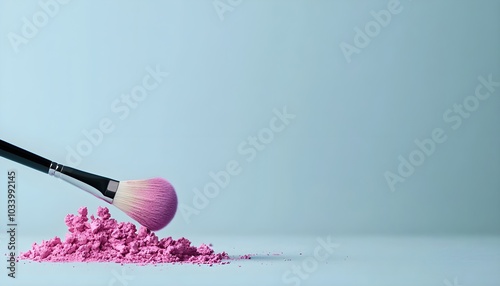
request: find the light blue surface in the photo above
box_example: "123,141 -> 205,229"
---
1,234 -> 500,286
0,0 -> 500,285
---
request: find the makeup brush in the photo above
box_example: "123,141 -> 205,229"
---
0,139 -> 177,231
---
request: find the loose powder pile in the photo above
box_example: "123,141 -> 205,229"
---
20,207 -> 230,265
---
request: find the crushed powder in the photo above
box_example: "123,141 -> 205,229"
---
20,207 -> 230,265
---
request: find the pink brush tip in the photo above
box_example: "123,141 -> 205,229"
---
151,177 -> 178,229
112,177 -> 178,231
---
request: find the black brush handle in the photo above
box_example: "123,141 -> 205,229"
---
0,138 -> 118,201
0,139 -> 52,173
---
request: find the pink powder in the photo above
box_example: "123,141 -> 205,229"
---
20,207 -> 230,265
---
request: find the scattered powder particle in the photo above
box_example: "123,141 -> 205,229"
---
239,254 -> 251,260
20,207 -> 232,265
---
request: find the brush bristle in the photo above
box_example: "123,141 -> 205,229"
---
112,177 -> 177,231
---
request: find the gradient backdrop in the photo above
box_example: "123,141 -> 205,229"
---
0,0 -> 499,285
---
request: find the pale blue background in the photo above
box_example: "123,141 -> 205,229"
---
0,1 -> 500,285
1,0 -> 499,237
